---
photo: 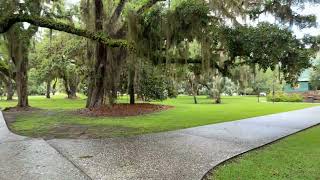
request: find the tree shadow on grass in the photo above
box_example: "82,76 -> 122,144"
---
3,109 -> 144,139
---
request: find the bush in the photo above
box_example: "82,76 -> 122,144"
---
166,79 -> 178,98
267,92 -> 303,102
244,87 -> 254,95
138,64 -> 168,101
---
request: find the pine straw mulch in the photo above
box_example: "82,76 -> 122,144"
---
75,103 -> 174,117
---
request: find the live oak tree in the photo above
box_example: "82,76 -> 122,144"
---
128,0 -> 316,104
0,0 -> 42,107
79,0 -> 167,108
32,30 -> 86,99
0,0 -> 165,108
221,22 -> 313,83
247,0 -> 318,28
0,0 -> 319,108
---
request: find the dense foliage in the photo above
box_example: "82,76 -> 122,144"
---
267,92 -> 303,102
310,57 -> 320,90
0,0 -> 319,107
137,63 -> 168,101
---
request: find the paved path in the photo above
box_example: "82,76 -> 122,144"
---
1,107 -> 320,180
0,112 -> 90,180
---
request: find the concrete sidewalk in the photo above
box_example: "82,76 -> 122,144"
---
0,112 -> 90,180
1,107 -> 320,180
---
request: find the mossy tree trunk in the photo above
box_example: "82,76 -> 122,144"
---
46,80 -> 51,99
5,79 -> 14,101
15,55 -> 29,107
8,31 -> 31,107
83,0 -> 161,108
189,77 -> 198,104
52,79 -> 57,95
62,76 -> 78,99
86,0 -> 107,108
85,45 -> 107,107
5,0 -> 40,108
68,85 -> 77,99
128,67 -> 135,104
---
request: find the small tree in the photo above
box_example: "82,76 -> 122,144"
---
137,63 -> 167,102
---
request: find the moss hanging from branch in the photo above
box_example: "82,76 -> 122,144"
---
137,0 -> 166,14
0,61 -> 10,77
0,14 -> 133,50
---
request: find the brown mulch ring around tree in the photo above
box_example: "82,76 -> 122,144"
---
75,103 -> 174,117
2,104 -> 174,139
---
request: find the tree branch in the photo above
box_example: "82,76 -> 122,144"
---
115,0 -> 166,38
108,0 -> 127,27
137,0 -> 166,14
0,61 -> 10,78
154,57 -> 232,76
0,14 -> 133,50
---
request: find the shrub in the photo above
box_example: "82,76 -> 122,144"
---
267,92 -> 303,102
138,64 -> 167,101
166,79 -> 178,98
244,87 -> 254,95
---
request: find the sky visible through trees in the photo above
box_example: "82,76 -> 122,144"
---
65,0 -> 320,37
0,0 -> 320,108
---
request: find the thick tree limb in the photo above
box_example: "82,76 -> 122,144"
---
114,0 -> 166,38
0,14 -> 132,50
137,0 -> 166,14
108,0 -> 127,27
154,57 -> 233,76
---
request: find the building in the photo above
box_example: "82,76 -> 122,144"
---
283,69 -> 310,93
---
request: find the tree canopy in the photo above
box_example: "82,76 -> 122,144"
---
0,0 -> 319,107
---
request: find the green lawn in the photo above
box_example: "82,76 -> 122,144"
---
0,94 -> 87,109
210,125 -> 320,180
1,95 -> 318,138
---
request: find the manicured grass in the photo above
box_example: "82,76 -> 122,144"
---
0,94 -> 87,109
210,125 -> 320,180
1,95 -> 318,138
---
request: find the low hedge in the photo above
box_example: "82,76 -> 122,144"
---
267,92 -> 303,102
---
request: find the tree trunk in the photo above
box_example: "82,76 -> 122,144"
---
212,74 -> 223,104
192,82 -> 197,104
86,62 -> 106,107
52,79 -> 57,95
16,59 -> 29,107
215,95 -> 221,104
6,0 -> 39,108
46,81 -> 51,99
6,80 -> 14,101
86,0 -> 127,108
86,46 -> 125,107
68,82 -> 77,99
193,95 -> 197,104
86,0 -> 107,108
128,66 -> 135,104
63,76 -> 77,99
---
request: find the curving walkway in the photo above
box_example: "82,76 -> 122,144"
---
0,112 -> 90,180
1,107 -> 320,180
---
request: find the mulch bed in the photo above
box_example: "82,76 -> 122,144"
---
75,103 -> 174,117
